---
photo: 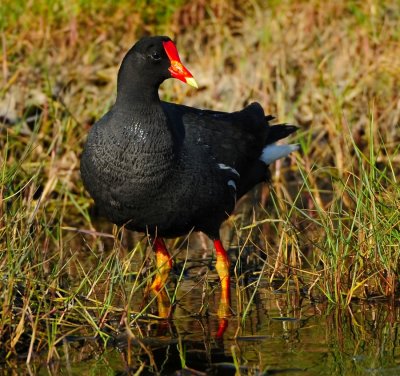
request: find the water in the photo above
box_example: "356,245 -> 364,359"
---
3,277 -> 399,375
2,226 -> 399,375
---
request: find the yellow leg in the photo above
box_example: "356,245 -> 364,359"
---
214,239 -> 231,321
156,288 -> 171,319
150,238 -> 172,293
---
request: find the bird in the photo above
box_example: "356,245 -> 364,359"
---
80,35 -> 298,316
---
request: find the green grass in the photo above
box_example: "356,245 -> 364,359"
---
0,0 -> 399,369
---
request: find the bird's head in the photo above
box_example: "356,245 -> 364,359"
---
123,36 -> 198,89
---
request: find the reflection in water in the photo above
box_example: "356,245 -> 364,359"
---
149,281 -> 231,340
3,278 -> 400,375
107,276 -> 400,375
3,227 -> 400,375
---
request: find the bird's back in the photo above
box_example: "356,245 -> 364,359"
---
162,101 -> 296,199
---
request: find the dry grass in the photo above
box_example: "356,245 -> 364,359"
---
0,0 -> 399,367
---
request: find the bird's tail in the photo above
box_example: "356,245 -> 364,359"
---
266,121 -> 298,143
260,121 -> 299,165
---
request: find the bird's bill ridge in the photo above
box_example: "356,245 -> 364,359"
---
162,40 -> 198,88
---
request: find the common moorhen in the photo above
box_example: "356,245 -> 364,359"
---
81,36 -> 298,313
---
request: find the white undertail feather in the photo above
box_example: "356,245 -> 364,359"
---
260,143 -> 299,165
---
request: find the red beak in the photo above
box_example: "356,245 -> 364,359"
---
162,40 -> 198,88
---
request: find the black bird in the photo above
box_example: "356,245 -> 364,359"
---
80,36 -> 298,311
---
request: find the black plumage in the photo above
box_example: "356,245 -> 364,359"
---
80,36 -> 298,311
81,36 -> 297,239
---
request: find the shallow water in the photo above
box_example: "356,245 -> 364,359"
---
1,220 -> 399,375
3,275 -> 400,376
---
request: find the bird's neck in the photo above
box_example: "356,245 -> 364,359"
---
115,65 -> 163,107
116,83 -> 160,107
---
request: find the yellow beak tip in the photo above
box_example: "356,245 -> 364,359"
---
185,77 -> 198,89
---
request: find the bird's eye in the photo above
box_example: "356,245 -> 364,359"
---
150,51 -> 161,61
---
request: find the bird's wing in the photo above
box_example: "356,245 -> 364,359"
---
161,101 -> 269,174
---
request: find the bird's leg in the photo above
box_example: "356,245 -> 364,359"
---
156,288 -> 171,319
213,239 -> 231,338
214,239 -> 231,303
213,239 -> 231,319
150,237 -> 172,293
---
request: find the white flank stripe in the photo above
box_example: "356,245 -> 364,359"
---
218,163 -> 240,177
260,143 -> 299,165
227,180 -> 237,191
